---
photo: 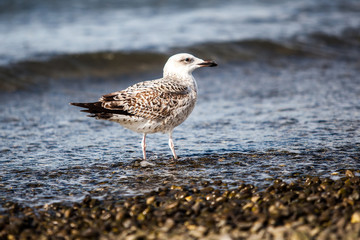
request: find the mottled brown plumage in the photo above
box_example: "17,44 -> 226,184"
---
99,79 -> 191,121
71,53 -> 217,160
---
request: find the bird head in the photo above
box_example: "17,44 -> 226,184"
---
163,53 -> 217,78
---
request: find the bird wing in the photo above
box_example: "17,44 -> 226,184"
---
99,81 -> 191,120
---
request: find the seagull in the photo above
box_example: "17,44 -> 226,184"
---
70,53 -> 217,160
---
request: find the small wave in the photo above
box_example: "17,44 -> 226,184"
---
0,52 -> 168,92
1,28 -> 359,92
179,27 -> 360,62
176,39 -> 313,63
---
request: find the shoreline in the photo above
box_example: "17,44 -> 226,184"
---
1,171 -> 360,239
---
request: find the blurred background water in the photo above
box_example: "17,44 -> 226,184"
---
0,0 -> 360,207
1,0 -> 360,64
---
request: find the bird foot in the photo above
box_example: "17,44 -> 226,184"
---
171,156 -> 180,162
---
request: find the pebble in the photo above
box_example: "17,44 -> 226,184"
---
1,173 -> 360,239
351,212 -> 360,224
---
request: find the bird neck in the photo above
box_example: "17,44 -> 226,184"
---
163,73 -> 198,92
164,71 -> 193,80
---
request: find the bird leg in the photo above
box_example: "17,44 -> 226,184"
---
141,133 -> 147,160
168,132 -> 178,160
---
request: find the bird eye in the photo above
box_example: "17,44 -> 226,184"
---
184,58 -> 192,63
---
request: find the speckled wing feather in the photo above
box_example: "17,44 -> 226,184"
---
99,79 -> 191,120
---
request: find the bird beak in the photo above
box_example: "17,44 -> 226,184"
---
198,60 -> 218,67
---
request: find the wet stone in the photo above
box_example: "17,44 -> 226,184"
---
345,170 -> 355,178
1,174 -> 360,239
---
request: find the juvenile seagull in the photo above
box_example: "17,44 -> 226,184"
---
70,53 -> 217,160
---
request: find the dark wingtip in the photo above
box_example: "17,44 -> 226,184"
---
70,102 -> 82,106
70,101 -> 134,117
70,102 -> 95,108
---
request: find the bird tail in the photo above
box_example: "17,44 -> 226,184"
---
70,102 -> 133,118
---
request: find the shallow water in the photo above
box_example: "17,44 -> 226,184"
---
1,55 -> 359,207
1,0 -> 360,208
